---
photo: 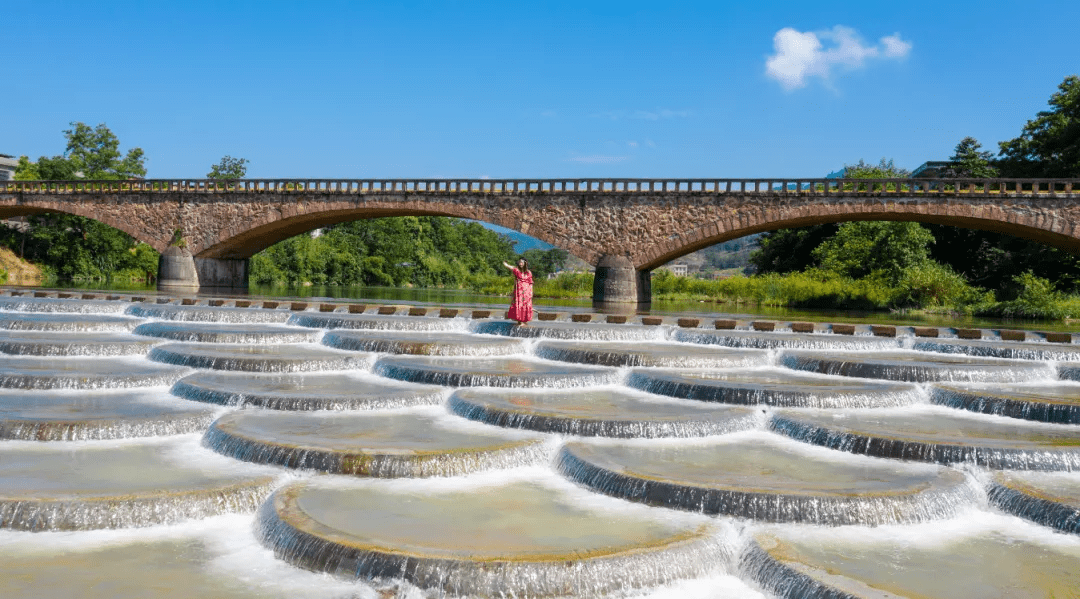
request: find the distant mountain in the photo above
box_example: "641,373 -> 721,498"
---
474,221 -> 554,252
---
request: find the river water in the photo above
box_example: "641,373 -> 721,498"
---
1,293 -> 1079,598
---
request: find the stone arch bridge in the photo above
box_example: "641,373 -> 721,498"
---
2,178 -> 1078,305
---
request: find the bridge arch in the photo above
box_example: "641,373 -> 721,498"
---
0,204 -> 158,251
637,203 -> 1080,271
195,205 -> 589,262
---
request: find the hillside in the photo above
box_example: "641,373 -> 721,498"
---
0,247 -> 43,285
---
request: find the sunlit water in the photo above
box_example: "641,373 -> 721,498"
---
0,294 -> 1079,598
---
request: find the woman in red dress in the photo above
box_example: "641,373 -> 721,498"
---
503,258 -> 534,324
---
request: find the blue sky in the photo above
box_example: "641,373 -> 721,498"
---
4,0 -> 1077,180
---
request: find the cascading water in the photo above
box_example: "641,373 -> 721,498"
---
132,321 -> 320,344
170,371 -> 445,411
471,319 -> 667,341
4,293 -> 1080,598
533,339 -> 765,368
0,312 -> 144,332
322,329 -> 527,356
127,304 -> 294,324
148,343 -> 371,373
0,331 -> 159,356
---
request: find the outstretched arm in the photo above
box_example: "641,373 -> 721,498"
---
502,261 -> 514,271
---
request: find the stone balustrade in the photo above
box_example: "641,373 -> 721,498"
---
2,178 -> 1077,197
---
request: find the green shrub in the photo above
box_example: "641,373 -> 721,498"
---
889,262 -> 980,308
979,272 -> 1074,319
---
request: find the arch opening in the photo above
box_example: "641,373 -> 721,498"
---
0,208 -> 159,287
231,214 -> 589,294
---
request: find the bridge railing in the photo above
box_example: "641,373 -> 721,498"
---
2,178 -> 1077,195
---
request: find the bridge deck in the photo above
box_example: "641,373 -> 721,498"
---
3,178 -> 1077,197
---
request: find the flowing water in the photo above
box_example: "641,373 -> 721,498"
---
2,294 -> 1080,598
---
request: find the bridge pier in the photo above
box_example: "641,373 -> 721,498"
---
591,255 -> 651,311
195,258 -> 249,290
157,246 -> 199,293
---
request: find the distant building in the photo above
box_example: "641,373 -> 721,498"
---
658,263 -> 688,276
911,161 -> 951,178
0,154 -> 16,181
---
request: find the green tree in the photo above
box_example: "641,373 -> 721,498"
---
749,225 -> 839,274
5,123 -> 156,282
207,155 -> 249,179
813,221 -> 935,284
842,158 -> 910,179
925,224 -> 1080,297
751,158 -> 911,275
998,75 -> 1079,177
521,248 -> 569,280
939,137 -> 999,178
249,216 -> 517,289
62,122 -> 146,179
14,155 -> 77,180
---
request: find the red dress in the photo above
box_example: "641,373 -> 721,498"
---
507,267 -> 534,323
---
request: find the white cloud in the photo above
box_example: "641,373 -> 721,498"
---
627,141 -> 639,148
765,26 -> 912,90
881,33 -> 913,58
540,109 -> 558,118
568,155 -> 630,164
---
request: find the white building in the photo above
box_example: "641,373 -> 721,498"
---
0,154 -> 16,181
658,263 -> 688,276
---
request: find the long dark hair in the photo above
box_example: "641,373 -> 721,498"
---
518,258 -> 530,273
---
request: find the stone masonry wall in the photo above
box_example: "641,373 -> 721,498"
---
2,190 -> 1079,270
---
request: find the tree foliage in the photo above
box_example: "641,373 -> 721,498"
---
939,137 -> 999,178
521,248 -> 569,280
842,158 -> 910,179
749,224 -> 838,274
207,155 -> 249,180
998,75 -> 1080,177
250,216 -> 520,288
7,123 -> 156,282
812,222 -> 934,284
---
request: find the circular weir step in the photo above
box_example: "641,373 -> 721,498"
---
0,440 -> 277,531
289,312 -> 462,332
0,331 -> 158,356
988,471 -> 1080,535
127,304 -> 292,323
471,320 -> 664,341
448,387 -> 759,438
780,349 -> 1053,383
374,356 -> 618,388
533,339 -> 764,368
171,371 -> 444,411
0,313 -> 143,332
0,297 -> 128,314
0,533 -> 336,599
557,436 -> 974,525
769,407 -> 1080,470
132,322 -> 319,344
626,368 -> 920,408
149,343 -> 369,373
322,330 -> 526,356
673,329 -> 900,350
741,526 -> 1080,599
0,389 -> 216,441
257,478 -> 724,596
932,382 -> 1080,424
205,410 -> 545,477
0,357 -> 187,390
913,338 -> 1080,362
